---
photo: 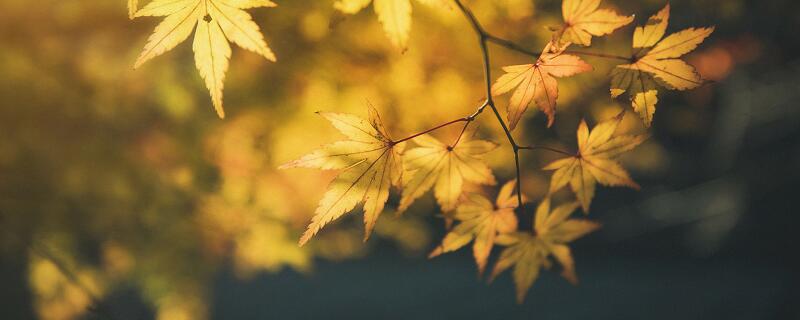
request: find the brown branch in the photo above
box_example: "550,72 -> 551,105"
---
518,145 -> 575,157
395,0 -> 628,214
485,32 -> 632,61
453,0 -> 525,213
393,117 -> 470,144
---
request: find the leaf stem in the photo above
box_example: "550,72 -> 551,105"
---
397,0 -> 625,216
484,33 -> 631,61
518,145 -> 575,156
393,117 -> 469,144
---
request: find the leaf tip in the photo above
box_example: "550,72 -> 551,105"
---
428,248 -> 442,259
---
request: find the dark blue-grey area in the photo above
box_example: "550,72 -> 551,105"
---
210,251 -> 796,320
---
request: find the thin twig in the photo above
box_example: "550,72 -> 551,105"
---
393,0 -> 626,215
518,145 -> 575,157
485,32 -> 632,61
393,117 -> 469,144
453,0 -> 524,213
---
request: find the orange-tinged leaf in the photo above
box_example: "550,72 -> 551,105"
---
132,0 -> 277,118
559,0 -> 633,46
611,4 -> 713,126
492,42 -> 592,129
429,180 -> 521,274
280,107 -> 404,246
399,133 -> 497,212
543,112 -> 646,212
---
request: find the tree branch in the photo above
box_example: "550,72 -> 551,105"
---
394,0 -> 626,216
453,0 -> 525,213
485,31 -> 632,61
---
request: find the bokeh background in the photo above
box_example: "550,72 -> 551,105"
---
1,0 -> 798,319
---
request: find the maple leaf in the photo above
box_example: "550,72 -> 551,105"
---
557,0 -> 634,46
128,0 -> 138,19
543,112 -> 646,212
429,180 -> 522,274
333,0 -> 450,50
492,41 -> 593,129
489,198 -> 599,303
399,132 -> 497,212
279,107 -> 405,246
610,4 -> 714,126
132,0 -> 277,118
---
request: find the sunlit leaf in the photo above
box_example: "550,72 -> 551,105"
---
128,0 -> 138,19
490,198 -> 599,303
132,0 -> 277,118
492,41 -> 593,129
611,4 -> 714,126
399,132 -> 497,212
429,180 -> 521,274
543,112 -> 646,212
557,0 -> 633,46
280,107 -> 405,246
333,0 -> 449,50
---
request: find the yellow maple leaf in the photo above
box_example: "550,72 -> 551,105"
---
132,0 -> 277,118
279,107 -> 405,246
611,4 -> 714,126
492,41 -> 593,129
333,0 -> 449,50
429,180 -> 521,274
557,0 -> 633,46
128,0 -> 138,19
399,132 -> 497,212
490,198 -> 599,303
543,112 -> 646,212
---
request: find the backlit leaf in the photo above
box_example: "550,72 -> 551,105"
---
128,0 -> 138,19
492,41 -> 593,129
491,198 -> 599,303
558,0 -> 633,46
280,107 -> 405,246
543,112 -> 646,212
399,133 -> 498,212
429,180 -> 521,274
132,0 -> 277,118
611,4 -> 714,126
333,0 -> 449,50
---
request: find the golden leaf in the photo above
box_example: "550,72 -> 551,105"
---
558,0 -> 633,46
333,0 -> 448,50
132,0 -> 277,118
128,0 -> 138,19
429,180 -> 522,274
611,4 -> 714,126
280,107 -> 405,246
543,112 -> 646,212
492,41 -> 593,129
399,133 -> 498,212
490,198 -> 599,303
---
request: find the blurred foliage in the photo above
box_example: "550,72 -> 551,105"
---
0,0 -> 754,318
